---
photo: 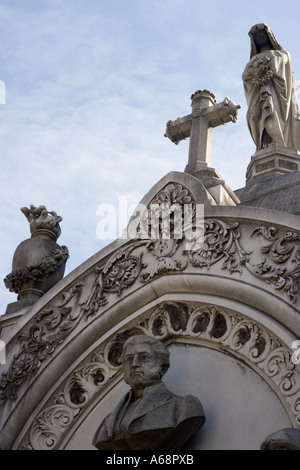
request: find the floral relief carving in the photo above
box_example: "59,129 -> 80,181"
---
1,214 -> 299,405
185,221 -> 300,303
80,242 -> 146,319
26,350 -> 115,450
0,284 -> 83,402
137,184 -> 194,281
143,303 -> 300,425
80,189 -> 300,318
185,219 -> 251,273
4,246 -> 70,294
248,227 -> 300,303
26,332 -> 147,450
140,239 -> 187,282
26,302 -> 300,450
80,184 -> 195,316
137,183 -> 196,241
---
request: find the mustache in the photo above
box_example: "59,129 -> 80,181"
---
125,366 -> 162,382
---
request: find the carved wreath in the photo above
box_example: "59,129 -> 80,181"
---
4,246 -> 69,294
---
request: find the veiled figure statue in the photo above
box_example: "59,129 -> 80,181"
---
242,23 -> 300,152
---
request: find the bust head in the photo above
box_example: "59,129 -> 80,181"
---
93,334 -> 205,450
121,335 -> 170,396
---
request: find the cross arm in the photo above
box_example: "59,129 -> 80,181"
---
164,97 -> 240,145
164,114 -> 193,145
201,98 -> 241,128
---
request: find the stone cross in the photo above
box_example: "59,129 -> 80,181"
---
164,89 -> 240,175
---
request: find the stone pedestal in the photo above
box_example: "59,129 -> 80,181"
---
246,144 -> 300,185
191,166 -> 240,206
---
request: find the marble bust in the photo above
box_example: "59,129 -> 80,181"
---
93,334 -> 205,450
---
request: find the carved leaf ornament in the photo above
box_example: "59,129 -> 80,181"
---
0,284 -> 83,401
0,184 -> 299,405
24,302 -> 300,450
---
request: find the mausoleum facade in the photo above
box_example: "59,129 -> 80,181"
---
1,23 -> 300,450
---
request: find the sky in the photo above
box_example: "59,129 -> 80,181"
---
1,0 -> 300,313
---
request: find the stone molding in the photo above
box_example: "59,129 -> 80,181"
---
246,145 -> 300,184
81,217 -> 300,319
21,301 -> 300,450
1,181 -> 300,404
1,172 -> 300,449
0,284 -> 83,402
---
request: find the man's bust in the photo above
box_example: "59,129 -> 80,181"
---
261,428 -> 300,450
92,334 -> 205,450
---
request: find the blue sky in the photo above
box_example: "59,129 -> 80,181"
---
1,0 -> 300,312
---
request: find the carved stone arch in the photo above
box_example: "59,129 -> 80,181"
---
17,298 -> 300,451
1,172 -> 299,450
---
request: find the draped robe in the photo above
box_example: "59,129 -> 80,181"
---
242,46 -> 300,152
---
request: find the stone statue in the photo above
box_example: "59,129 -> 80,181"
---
92,334 -> 205,450
242,23 -> 300,152
4,204 -> 69,313
261,427 -> 300,450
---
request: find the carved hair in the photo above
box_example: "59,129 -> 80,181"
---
121,334 -> 170,373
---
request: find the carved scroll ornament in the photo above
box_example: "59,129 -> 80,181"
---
0,284 -> 83,402
1,184 -> 299,404
82,217 -> 300,319
24,302 -> 300,450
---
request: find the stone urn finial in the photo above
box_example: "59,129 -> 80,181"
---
4,204 -> 69,314
21,204 -> 62,240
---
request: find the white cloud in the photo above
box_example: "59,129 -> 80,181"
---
1,0 -> 300,312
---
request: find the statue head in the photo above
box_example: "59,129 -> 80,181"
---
121,335 -> 170,393
248,23 -> 283,58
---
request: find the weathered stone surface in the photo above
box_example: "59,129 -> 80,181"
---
242,24 -> 300,153
92,335 -> 205,450
235,170 -> 300,215
164,91 -> 240,206
165,90 -> 240,173
1,22 -> 300,450
261,427 -> 300,450
3,205 -> 69,315
245,144 -> 300,184
0,173 -> 299,449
